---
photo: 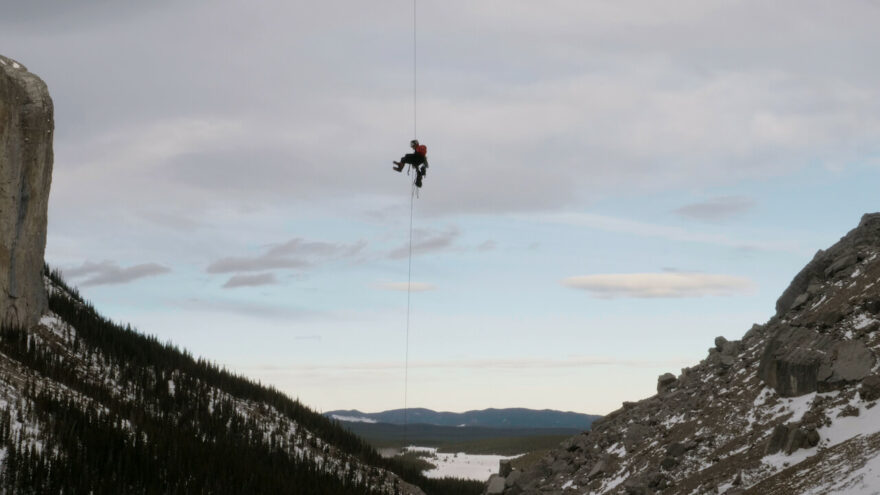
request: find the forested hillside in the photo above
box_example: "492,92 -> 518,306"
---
0,269 -> 481,494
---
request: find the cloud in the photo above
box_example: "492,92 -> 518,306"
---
207,238 -> 367,274
534,212 -> 800,252
561,272 -> 755,298
222,273 -> 279,289
477,240 -> 497,251
172,298 -> 322,320
22,0 -> 880,226
389,227 -> 460,259
207,257 -> 309,274
64,261 -> 170,287
673,196 -> 756,222
375,282 -> 436,292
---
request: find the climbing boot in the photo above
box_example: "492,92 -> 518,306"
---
393,161 -> 404,172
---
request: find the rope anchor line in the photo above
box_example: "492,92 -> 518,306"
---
403,0 -> 417,449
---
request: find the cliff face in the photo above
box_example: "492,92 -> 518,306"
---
0,55 -> 53,328
492,213 -> 880,495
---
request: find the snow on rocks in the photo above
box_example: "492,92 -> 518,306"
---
491,214 -> 880,494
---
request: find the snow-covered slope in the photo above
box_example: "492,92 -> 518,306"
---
492,213 -> 880,495
0,273 -> 424,494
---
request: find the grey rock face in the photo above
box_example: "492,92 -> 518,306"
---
759,325 -> 875,397
624,423 -> 652,452
493,214 -> 880,495
758,327 -> 833,397
860,374 -> 880,401
657,373 -> 677,393
831,341 -> 874,382
0,55 -> 53,329
764,423 -> 817,455
499,459 -> 512,477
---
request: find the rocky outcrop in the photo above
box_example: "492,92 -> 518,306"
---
0,55 -> 53,328
490,213 -> 880,494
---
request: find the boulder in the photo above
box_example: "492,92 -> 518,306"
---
765,423 -> 820,455
860,374 -> 880,401
485,474 -> 506,495
765,424 -> 789,455
623,424 -> 652,452
499,459 -> 512,477
720,355 -> 736,368
505,470 -> 522,487
587,456 -> 608,479
720,340 -> 742,356
0,55 -> 53,329
657,373 -> 677,393
775,249 -> 830,317
758,326 -> 835,397
824,254 -> 859,278
830,341 -> 875,382
659,456 -> 678,471
665,442 -> 688,458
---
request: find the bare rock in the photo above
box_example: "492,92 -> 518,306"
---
505,470 -> 522,487
765,423 -> 820,455
0,55 -> 53,328
485,474 -> 506,495
759,326 -> 834,397
720,340 -> 742,356
499,459 -> 512,477
587,456 -> 609,479
860,374 -> 880,401
831,340 -> 875,382
624,424 -> 652,452
775,249 -> 830,317
665,442 -> 688,458
657,373 -> 677,393
659,456 -> 678,471
824,254 -> 860,278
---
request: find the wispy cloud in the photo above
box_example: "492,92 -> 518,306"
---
673,196 -> 756,222
64,261 -> 170,287
389,227 -> 460,259
173,298 -> 323,320
207,238 -> 367,274
477,240 -> 497,251
561,272 -> 755,298
223,273 -> 278,289
375,282 -> 436,292
534,212 -> 799,252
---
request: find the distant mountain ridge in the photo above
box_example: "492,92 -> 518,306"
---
325,407 -> 601,430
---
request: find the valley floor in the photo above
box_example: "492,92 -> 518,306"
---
406,446 -> 522,481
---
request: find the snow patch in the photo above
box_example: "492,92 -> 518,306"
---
417,447 -> 522,481
854,314 -> 877,331
330,415 -> 378,424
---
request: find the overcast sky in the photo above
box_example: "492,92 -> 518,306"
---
3,0 -> 879,414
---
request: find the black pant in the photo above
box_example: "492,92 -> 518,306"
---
400,154 -> 427,187
400,153 -> 426,167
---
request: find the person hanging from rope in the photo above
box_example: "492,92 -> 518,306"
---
393,139 -> 429,188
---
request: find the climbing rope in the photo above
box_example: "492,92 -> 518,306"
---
403,0 -> 418,450
413,0 -> 418,139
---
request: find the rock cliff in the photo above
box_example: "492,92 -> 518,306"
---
0,55 -> 53,328
489,213 -> 880,494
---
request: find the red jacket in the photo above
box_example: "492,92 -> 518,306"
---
415,144 -> 427,156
